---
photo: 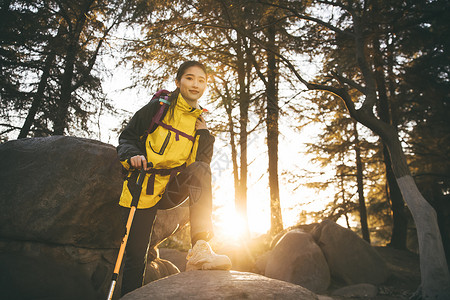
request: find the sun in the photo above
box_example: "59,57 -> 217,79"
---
213,190 -> 272,243
213,205 -> 247,242
212,171 -> 328,243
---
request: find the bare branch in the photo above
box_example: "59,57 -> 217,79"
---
330,71 -> 367,94
0,124 -> 21,136
255,0 -> 354,37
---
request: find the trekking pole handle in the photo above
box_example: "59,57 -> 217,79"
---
134,161 -> 153,187
126,158 -> 153,171
138,160 -> 154,183
136,164 -> 147,186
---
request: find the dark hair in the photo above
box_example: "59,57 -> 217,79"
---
167,61 -> 208,119
175,60 -> 207,82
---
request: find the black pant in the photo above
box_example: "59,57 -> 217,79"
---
120,161 -> 213,296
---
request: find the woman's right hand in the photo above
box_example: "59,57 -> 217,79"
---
129,155 -> 149,170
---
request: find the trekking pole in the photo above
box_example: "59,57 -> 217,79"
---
107,161 -> 152,300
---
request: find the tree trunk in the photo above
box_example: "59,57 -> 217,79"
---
53,38 -> 77,135
343,97 -> 450,298
372,35 -> 408,249
266,19 -> 283,235
18,51 -> 55,138
224,96 -> 239,202
328,57 -> 450,300
354,121 -> 370,243
53,0 -> 93,135
397,180 -> 450,297
18,25 -> 63,138
383,41 -> 408,249
236,35 -> 250,238
384,144 -> 408,250
262,2 -> 450,296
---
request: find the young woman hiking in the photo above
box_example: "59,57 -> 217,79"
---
116,61 -> 231,296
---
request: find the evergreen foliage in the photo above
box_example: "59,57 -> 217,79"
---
0,0 -> 126,138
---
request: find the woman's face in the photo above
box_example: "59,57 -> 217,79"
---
175,66 -> 207,104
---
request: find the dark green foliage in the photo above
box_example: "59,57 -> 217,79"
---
394,0 -> 450,264
0,0 -> 125,139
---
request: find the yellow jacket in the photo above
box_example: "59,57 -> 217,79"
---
117,93 -> 215,208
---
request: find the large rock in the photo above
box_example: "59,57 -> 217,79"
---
311,220 -> 390,285
265,229 -> 330,293
0,252 -> 97,300
121,270 -> 318,299
270,224 -> 318,249
143,258 -> 180,284
331,283 -> 378,298
254,250 -> 270,275
158,248 -> 188,272
151,206 -> 190,247
0,136 -> 190,299
0,136 -> 124,248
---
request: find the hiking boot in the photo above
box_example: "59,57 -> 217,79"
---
186,240 -> 232,271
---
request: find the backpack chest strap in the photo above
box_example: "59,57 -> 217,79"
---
156,121 -> 195,142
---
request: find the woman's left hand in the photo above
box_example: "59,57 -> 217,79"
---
196,115 -> 207,130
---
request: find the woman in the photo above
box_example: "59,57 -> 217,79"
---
117,61 -> 231,295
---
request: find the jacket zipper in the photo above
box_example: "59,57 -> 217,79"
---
150,131 -> 171,155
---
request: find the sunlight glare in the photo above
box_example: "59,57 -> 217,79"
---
214,185 -> 272,241
213,205 -> 248,242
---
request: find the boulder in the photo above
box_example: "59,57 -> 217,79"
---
158,248 -> 188,272
265,229 -> 330,293
0,253 -> 97,300
0,136 -> 190,299
331,283 -> 378,298
317,296 -> 335,300
0,136 -> 124,248
151,206 -> 190,247
311,220 -> 390,285
270,223 -> 319,249
121,270 -> 318,300
143,258 -> 180,284
254,250 -> 271,275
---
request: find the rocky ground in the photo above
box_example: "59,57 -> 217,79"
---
324,246 -> 421,300
375,247 -> 421,299
159,244 -> 422,300
160,226 -> 423,300
133,245 -> 422,300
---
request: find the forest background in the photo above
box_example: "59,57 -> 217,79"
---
1,0 -> 449,297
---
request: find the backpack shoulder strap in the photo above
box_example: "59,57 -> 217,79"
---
142,90 -> 171,140
143,89 -> 196,142
150,92 -> 170,129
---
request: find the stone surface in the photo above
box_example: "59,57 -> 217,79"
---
311,220 -> 390,285
151,206 -> 190,247
254,250 -> 270,275
121,270 -> 318,300
331,283 -> 378,298
0,252 -> 97,300
265,229 -> 331,293
317,296 -> 335,300
143,258 -> 180,284
0,136 -> 190,299
158,248 -> 188,272
270,224 -> 319,249
0,136 -> 124,248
